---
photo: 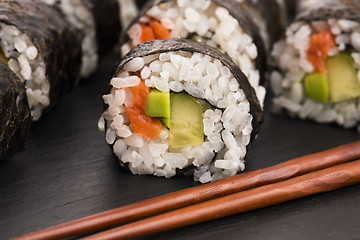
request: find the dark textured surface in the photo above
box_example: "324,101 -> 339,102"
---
0,0 -> 82,113
1,54 -> 360,240
0,61 -> 31,161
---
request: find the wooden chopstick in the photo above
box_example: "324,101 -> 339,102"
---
80,159 -> 360,240
12,140 -> 360,240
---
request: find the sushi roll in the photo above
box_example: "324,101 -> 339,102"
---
99,39 -> 263,183
0,0 -> 82,121
0,60 -> 32,161
120,0 -> 268,106
271,0 -> 360,130
41,0 -> 121,78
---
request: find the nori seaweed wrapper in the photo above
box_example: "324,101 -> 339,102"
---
113,38 -> 263,139
121,0 -> 267,85
135,0 -> 148,9
237,0 -> 288,47
0,0 -> 82,113
295,0 -> 360,22
0,61 -> 32,161
81,0 -> 122,57
283,0 -> 297,22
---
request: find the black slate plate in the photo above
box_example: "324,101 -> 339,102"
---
1,54 -> 359,240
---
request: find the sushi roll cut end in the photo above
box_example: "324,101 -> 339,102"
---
100,39 -> 262,183
271,6 -> 360,130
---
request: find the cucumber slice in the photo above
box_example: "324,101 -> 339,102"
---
146,89 -> 170,118
304,72 -> 329,103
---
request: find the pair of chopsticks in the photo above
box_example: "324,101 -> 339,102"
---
13,140 -> 360,240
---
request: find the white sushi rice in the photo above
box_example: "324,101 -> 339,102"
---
41,0 -> 98,78
117,0 -> 139,28
0,23 -> 50,121
99,51 -> 254,183
121,0 -> 265,107
271,19 -> 360,130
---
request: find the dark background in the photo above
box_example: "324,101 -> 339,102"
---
1,54 -> 359,240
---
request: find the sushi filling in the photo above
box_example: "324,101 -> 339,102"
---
121,0 -> 265,106
99,51 -> 253,183
42,0 -> 98,78
271,19 -> 360,130
0,23 -> 50,121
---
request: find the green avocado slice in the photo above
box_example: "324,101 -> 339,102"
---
169,93 -> 204,149
326,52 -> 360,103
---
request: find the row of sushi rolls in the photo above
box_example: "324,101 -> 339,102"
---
1,0 -> 360,183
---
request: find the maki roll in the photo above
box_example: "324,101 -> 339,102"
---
120,0 -> 267,106
0,61 -> 32,161
271,0 -> 360,130
99,39 -> 263,183
41,0 -> 121,78
0,0 -> 82,120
